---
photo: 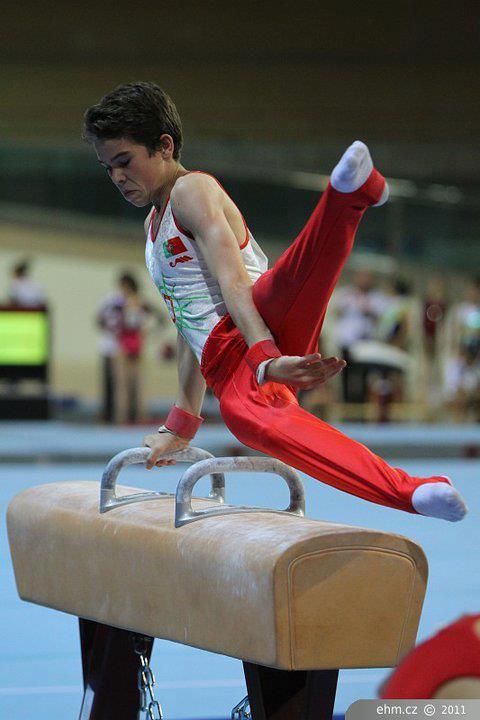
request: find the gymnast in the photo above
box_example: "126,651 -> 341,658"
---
83,81 -> 467,522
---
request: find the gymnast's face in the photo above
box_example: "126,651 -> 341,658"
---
95,137 -> 171,207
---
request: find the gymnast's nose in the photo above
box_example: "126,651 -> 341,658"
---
111,167 -> 126,186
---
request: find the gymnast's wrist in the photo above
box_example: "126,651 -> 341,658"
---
245,339 -> 282,375
256,358 -> 277,385
162,404 -> 203,441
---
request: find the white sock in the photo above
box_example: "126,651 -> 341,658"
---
411,480 -> 468,522
330,140 -> 389,206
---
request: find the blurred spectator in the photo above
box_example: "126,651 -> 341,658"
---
420,276 -> 449,412
8,259 -> 46,308
97,272 -> 154,424
371,277 -> 421,412
422,276 -> 448,359
377,277 -> 416,351
444,343 -> 480,421
97,285 -> 123,424
331,268 -> 390,403
443,276 -> 480,422
445,275 -> 480,351
115,273 -> 155,424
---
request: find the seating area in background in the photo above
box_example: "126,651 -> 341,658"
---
299,269 -> 480,425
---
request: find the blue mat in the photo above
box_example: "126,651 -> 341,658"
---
1,455 -> 478,719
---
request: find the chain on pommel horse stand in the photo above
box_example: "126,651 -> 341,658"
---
7,446 -> 429,719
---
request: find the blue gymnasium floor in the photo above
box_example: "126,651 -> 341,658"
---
0,437 -> 478,719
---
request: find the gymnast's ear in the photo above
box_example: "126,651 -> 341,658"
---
157,134 -> 175,159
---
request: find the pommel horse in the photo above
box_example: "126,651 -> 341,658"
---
7,447 -> 428,720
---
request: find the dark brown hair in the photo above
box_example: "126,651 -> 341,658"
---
83,82 -> 183,159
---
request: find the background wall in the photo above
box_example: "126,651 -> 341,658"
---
0,220 -> 176,399
1,1 -> 479,181
1,1 -> 478,410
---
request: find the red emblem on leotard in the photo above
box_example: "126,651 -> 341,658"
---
165,236 -> 187,257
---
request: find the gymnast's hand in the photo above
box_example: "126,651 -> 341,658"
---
143,432 -> 190,470
265,353 -> 346,390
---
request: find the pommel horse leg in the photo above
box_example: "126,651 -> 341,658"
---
243,663 -> 339,720
78,620 -> 154,720
78,619 -> 338,720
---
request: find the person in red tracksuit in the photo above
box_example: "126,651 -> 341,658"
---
83,82 -> 467,522
380,614 -> 480,699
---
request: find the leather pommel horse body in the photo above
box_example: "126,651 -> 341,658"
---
7,448 -> 428,720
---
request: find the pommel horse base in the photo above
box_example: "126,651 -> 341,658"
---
7,447 -> 428,719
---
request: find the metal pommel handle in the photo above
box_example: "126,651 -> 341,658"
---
175,456 -> 305,527
100,446 -> 225,513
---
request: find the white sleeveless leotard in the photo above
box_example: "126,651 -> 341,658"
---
145,174 -> 268,363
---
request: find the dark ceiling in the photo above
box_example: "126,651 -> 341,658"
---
0,1 -> 478,181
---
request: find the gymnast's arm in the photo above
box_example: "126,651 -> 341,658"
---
171,174 -> 345,388
172,174 -> 274,347
176,332 -> 207,416
143,333 -> 205,469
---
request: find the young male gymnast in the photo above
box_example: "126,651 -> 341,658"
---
84,81 -> 467,521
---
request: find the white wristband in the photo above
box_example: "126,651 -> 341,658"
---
256,358 -> 275,385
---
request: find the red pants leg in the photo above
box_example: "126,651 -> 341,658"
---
202,170 -> 448,513
252,172 -> 384,357
217,358 -> 446,513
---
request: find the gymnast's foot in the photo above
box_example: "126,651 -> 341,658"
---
331,140 -> 389,206
411,479 -> 468,522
